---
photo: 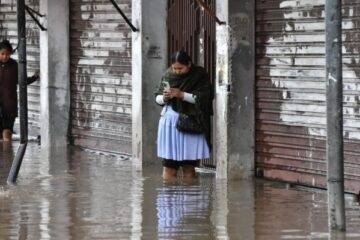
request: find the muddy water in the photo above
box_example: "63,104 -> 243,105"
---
0,143 -> 360,240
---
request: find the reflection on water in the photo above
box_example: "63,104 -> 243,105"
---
156,178 -> 214,240
0,142 -> 14,185
0,144 -> 359,240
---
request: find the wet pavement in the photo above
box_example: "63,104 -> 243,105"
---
0,142 -> 360,240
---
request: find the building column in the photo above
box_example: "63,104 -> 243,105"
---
215,0 -> 255,179
132,0 -> 168,168
39,0 -> 70,147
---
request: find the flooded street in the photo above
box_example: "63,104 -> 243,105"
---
0,143 -> 360,240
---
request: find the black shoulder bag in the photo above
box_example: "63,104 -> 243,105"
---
176,113 -> 204,134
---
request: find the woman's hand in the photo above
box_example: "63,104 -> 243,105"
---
163,89 -> 172,102
170,88 -> 184,99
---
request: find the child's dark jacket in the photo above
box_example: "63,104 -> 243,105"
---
0,58 -> 37,118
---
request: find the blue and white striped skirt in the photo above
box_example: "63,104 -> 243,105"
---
157,105 -> 210,161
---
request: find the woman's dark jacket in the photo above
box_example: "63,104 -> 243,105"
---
0,58 -> 37,118
156,66 -> 214,149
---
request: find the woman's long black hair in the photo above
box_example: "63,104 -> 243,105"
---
171,50 -> 192,65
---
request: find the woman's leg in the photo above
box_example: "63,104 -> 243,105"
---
162,159 -> 179,179
163,167 -> 177,179
2,129 -> 12,142
182,165 -> 196,178
182,160 -> 199,178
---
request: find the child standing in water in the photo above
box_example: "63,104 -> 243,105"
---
0,40 -> 39,142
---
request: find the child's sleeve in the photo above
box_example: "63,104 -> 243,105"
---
26,75 -> 37,85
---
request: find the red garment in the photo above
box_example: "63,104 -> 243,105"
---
0,58 -> 18,118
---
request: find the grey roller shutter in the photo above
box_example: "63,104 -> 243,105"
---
69,0 -> 132,155
256,0 -> 360,193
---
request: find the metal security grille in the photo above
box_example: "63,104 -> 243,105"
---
256,0 -> 360,194
167,0 -> 216,83
69,0 -> 132,155
167,0 -> 216,167
0,0 -> 40,136
167,0 -> 200,67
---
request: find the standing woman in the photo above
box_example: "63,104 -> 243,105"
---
0,40 -> 39,141
155,51 -> 213,179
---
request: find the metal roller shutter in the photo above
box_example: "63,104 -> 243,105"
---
256,0 -> 360,193
0,0 -> 41,136
69,0 -> 132,155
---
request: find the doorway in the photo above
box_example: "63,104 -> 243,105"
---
167,0 -> 216,167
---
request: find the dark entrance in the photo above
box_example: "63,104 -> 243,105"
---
167,0 -> 216,167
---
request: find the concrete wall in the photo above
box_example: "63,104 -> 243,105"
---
132,0 -> 168,167
216,0 -> 255,179
40,0 -> 70,147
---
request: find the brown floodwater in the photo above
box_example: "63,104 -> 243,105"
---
0,142 -> 360,240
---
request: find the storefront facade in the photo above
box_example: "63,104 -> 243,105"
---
1,0 -> 359,194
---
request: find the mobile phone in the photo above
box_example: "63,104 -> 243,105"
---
162,82 -> 170,90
